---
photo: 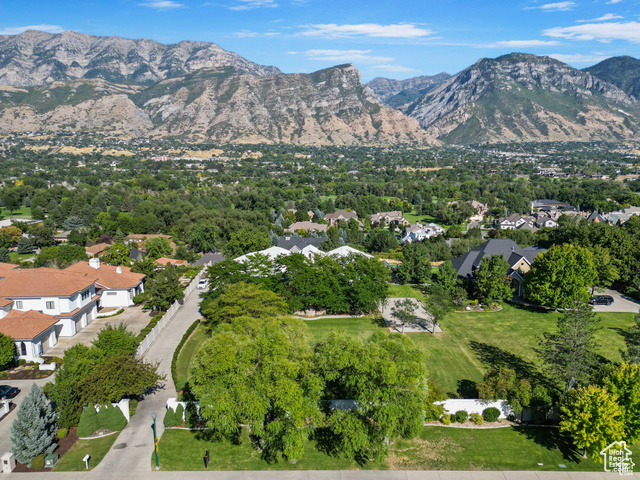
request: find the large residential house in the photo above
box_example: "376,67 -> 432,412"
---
400,223 -> 445,244
469,201 -> 489,222
323,209 -> 358,226
451,239 -> 546,297
530,199 -> 576,215
369,211 -> 409,228
65,258 -> 145,309
0,268 -> 100,360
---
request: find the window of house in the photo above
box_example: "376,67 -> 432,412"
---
81,290 -> 91,300
46,301 -> 55,309
15,301 -> 23,309
106,292 -> 117,296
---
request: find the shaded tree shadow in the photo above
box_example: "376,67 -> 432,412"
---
508,301 -> 555,315
514,426 -> 582,463
371,316 -> 387,329
311,426 -> 369,466
469,341 -> 550,388
454,379 -> 478,399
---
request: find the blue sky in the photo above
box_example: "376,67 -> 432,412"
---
1,0 -> 639,81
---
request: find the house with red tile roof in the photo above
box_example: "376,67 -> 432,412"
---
154,257 -> 188,267
0,310 -> 58,360
0,267 -> 99,341
65,258 -> 145,308
85,242 -> 111,257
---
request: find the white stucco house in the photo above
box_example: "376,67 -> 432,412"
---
65,258 -> 145,309
0,267 -> 100,360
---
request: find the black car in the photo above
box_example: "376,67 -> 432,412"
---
590,295 -> 614,306
0,385 -> 19,399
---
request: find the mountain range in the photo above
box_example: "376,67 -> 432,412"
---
1,30 -> 639,146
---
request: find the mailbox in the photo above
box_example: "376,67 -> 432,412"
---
83,454 -> 91,470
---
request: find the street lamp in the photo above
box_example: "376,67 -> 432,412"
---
152,413 -> 159,470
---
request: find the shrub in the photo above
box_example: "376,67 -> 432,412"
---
441,414 -> 451,425
31,454 -> 45,470
507,414 -> 516,422
57,428 -> 68,439
171,320 -> 200,389
1,371 -> 7,378
129,399 -> 139,418
77,405 -> 99,437
163,407 -> 176,428
186,400 -> 199,428
97,404 -> 127,432
18,359 -> 26,366
470,413 -> 484,425
482,407 -> 501,423
174,404 -> 184,426
132,292 -> 150,305
455,410 -> 468,423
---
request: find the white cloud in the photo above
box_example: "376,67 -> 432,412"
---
0,24 -> 64,35
606,0 -> 622,4
526,2 -> 577,11
139,1 -> 185,9
301,49 -> 395,64
485,39 -> 561,48
543,21 -> 640,43
299,23 -> 434,38
229,0 -> 278,10
233,30 -> 259,37
369,64 -> 418,73
547,52 -> 610,63
577,13 -> 622,22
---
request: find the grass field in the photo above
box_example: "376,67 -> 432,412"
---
9,252 -> 34,263
157,425 -> 635,471
304,303 -> 635,397
387,284 -> 425,301
1,206 -> 32,219
174,323 -> 208,392
54,433 -> 120,471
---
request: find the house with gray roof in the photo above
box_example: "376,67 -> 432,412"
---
451,239 -> 546,297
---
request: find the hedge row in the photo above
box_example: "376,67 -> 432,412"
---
171,319 -> 201,390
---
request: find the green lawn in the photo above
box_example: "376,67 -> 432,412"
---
411,303 -> 635,397
387,284 -> 425,301
303,303 -> 636,398
389,426 -> 639,471
157,425 -> 636,471
1,206 -> 32,219
304,316 -> 382,343
175,324 -> 208,392
9,252 -> 34,263
54,433 -> 120,471
156,428 -> 376,471
404,211 -> 436,225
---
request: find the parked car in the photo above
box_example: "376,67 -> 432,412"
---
590,295 -> 614,306
0,385 -> 20,399
197,279 -> 209,290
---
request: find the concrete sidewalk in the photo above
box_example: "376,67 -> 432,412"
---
93,287 -> 204,474
4,469 -> 639,479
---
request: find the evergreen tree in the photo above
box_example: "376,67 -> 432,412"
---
539,300 -> 600,387
174,404 -> 185,426
474,254 -> 512,304
0,248 -> 9,263
11,384 -> 57,464
16,236 -> 33,254
164,407 -> 176,427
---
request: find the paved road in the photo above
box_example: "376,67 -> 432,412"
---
93,288 -> 203,474
593,288 -> 640,313
3,469 -> 639,479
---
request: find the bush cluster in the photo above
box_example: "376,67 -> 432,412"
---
482,407 -> 501,423
163,404 -> 185,427
76,404 -> 128,437
470,413 -> 483,425
56,428 -> 68,439
441,414 -> 451,425
455,410 -> 468,423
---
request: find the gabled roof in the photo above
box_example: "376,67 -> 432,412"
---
284,221 -> 328,233
193,254 -> 226,266
277,237 -> 324,252
85,243 -> 111,255
235,247 -> 290,263
0,268 -> 97,298
0,309 -> 58,340
0,298 -> 13,308
324,209 -> 358,221
65,262 -> 145,290
451,239 -> 546,280
327,246 -> 373,258
155,257 -> 188,266
0,263 -> 19,279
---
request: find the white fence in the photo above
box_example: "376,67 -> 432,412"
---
435,399 -> 514,419
136,271 -> 203,357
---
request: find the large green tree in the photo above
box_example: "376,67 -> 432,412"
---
0,333 -> 16,368
602,363 -> 640,443
147,264 -> 184,311
474,254 -> 512,305
223,229 -> 270,259
190,317 -> 322,462
314,331 -> 429,462
623,311 -> 640,365
187,223 -> 219,253
101,243 -> 131,266
524,244 -> 597,309
395,242 -> 430,284
560,385 -> 625,460
539,301 -> 600,387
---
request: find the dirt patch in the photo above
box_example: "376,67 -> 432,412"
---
2,365 -> 55,381
13,427 -> 79,472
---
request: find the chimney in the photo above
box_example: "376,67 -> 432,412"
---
116,266 -> 122,274
89,258 -> 100,269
